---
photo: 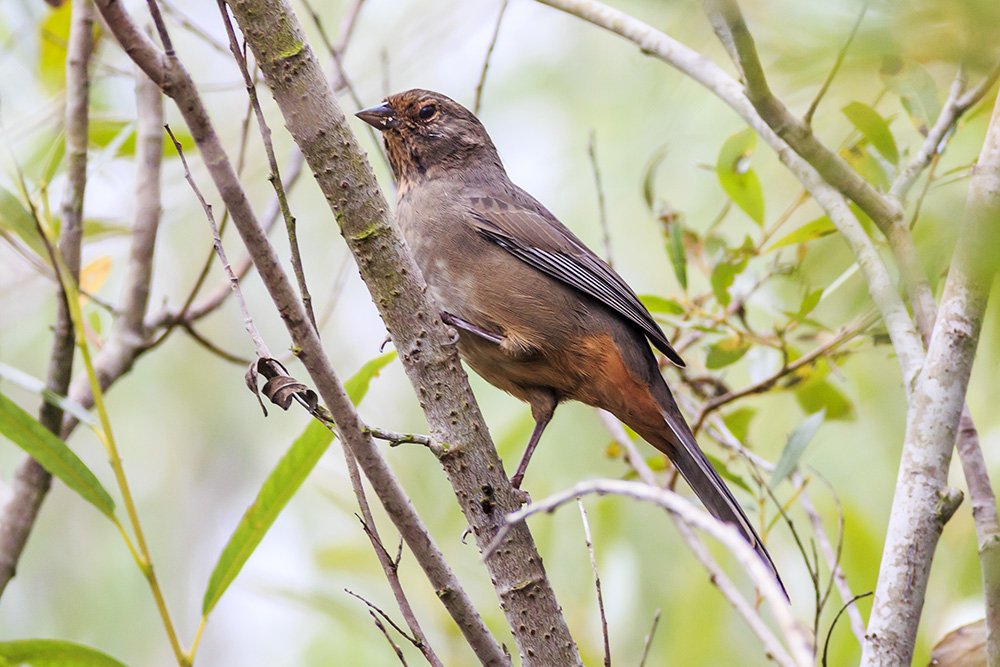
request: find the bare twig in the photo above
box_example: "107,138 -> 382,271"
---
217,1 -> 317,331
343,443 -> 444,667
577,499 -> 610,667
692,313 -> 876,433
637,609 -> 660,667
474,0 -> 509,115
821,592 -> 872,667
587,131 -> 612,266
802,0 -> 868,126
954,407 -> 1000,666
0,0 -> 94,597
165,124 -> 269,360
890,56 -> 1000,203
535,0 -> 926,391
486,479 -> 811,667
95,1 -> 524,662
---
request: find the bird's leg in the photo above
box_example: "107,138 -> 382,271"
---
441,311 -> 504,345
510,399 -> 556,489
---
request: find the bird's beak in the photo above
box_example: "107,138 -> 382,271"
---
355,102 -> 400,130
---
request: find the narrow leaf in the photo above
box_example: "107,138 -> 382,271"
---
716,129 -> 765,225
202,352 -> 393,615
842,102 -> 899,165
343,352 -> 397,405
0,393 -> 114,517
705,452 -> 752,494
705,336 -> 751,369
0,363 -> 96,426
0,187 -> 48,260
637,294 -> 685,315
768,216 -> 836,250
840,145 -> 889,191
0,640 -> 129,667
202,418 -> 334,616
770,410 -> 826,485
663,215 -> 687,290
881,58 -> 940,137
641,146 -> 670,211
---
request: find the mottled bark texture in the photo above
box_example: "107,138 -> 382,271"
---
223,1 -> 581,663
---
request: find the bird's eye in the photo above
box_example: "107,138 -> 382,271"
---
418,104 -> 437,121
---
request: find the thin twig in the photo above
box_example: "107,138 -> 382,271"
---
802,0 -> 868,126
485,479 -> 811,667
637,609 -> 660,667
692,313 -> 876,433
587,131 -> 613,266
165,124 -> 269,359
474,0 -> 509,115
577,499 -> 611,667
821,593 -> 873,667
217,1 -> 318,331
0,0 -> 95,596
890,56 -> 1000,203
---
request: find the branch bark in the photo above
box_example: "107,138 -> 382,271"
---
0,0 -> 94,597
94,0 -> 581,663
861,86 -> 1000,667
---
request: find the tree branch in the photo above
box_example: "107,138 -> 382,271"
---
0,0 -> 95,597
487,478 -> 812,666
861,85 -> 1000,667
94,0 -> 577,662
534,0 -> 926,390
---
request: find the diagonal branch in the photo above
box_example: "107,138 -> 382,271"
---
93,0 -> 579,663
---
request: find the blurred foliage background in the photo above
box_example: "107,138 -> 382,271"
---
0,0 -> 998,665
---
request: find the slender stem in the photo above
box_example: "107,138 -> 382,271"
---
474,0 -> 509,115
802,0 -> 868,126
43,223 -> 186,665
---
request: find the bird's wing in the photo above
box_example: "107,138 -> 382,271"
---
466,192 -> 684,367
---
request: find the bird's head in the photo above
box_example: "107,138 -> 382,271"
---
356,89 -> 504,183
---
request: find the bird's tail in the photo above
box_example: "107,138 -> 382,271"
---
641,380 -> 787,598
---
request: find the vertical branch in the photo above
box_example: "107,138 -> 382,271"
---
0,0 -> 94,597
473,0 -> 509,115
861,87 -> 1000,667
955,408 -> 1000,667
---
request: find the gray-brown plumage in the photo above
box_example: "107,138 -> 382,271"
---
357,89 -> 784,594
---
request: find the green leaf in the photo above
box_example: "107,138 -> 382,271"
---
710,255 -> 748,307
795,376 -> 853,420
641,145 -> 670,211
202,352 -> 394,616
840,145 -> 889,191
768,216 -> 837,250
0,640 -> 129,667
89,119 -> 193,158
202,418 -> 334,616
795,289 -> 823,320
770,410 -> 825,485
716,129 -> 765,225
638,294 -> 685,315
0,363 -> 97,427
705,336 -> 751,369
83,219 -> 131,240
842,102 -> 899,166
881,59 -> 941,137
38,3 -> 73,92
0,187 -> 48,261
722,407 -> 756,443
343,352 -> 397,404
705,452 -> 751,494
663,215 -> 687,291
0,393 -> 115,517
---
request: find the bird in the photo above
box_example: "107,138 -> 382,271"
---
356,89 -> 784,594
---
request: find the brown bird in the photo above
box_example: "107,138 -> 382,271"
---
357,89 -> 784,593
